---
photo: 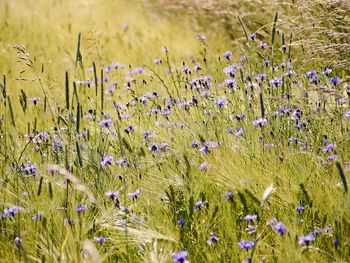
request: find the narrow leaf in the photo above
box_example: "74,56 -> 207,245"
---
271,12 -> 279,46
336,161 -> 348,193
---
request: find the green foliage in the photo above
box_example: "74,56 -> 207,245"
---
0,0 -> 349,262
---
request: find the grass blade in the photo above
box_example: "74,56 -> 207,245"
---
288,33 -> 293,60
271,12 -> 278,46
37,176 -> 43,196
76,102 -> 80,133
93,62 -> 98,97
76,141 -> 83,167
65,71 -> 69,111
100,69 -> 104,111
259,92 -> 265,118
7,95 -> 16,127
336,161 -> 348,193
237,15 -> 249,42
2,75 -> 6,105
75,32 -> 82,68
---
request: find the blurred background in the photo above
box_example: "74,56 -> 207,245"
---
0,0 -> 348,99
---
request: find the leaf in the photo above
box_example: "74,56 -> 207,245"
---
271,12 -> 279,46
237,15 -> 249,42
336,161 -> 348,193
65,71 -> 69,111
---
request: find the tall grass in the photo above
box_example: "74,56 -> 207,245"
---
0,0 -> 349,262
150,0 -> 350,70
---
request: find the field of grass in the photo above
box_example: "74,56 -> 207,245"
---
0,0 -> 349,262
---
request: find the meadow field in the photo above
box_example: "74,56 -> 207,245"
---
0,0 -> 349,262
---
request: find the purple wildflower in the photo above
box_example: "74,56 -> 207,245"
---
222,50 -> 232,59
76,204 -> 88,213
99,119 -> 113,128
3,206 -> 22,218
223,64 -> 238,76
128,67 -> 144,75
172,251 -> 189,263
154,58 -> 162,64
101,155 -> 113,167
327,154 -> 337,161
198,162 -> 211,171
53,141 -> 62,149
322,144 -> 336,153
223,192 -> 234,201
15,237 -> 21,248
329,77 -> 341,86
207,234 -> 219,245
284,70 -> 293,77
274,222 -> 286,234
296,206 -> 305,213
250,33 -> 256,40
94,237 -> 107,243
194,200 -> 208,210
149,144 -> 158,152
178,219 -> 186,226
214,96 -> 227,107
253,117 -> 268,127
194,64 -> 201,72
234,128 -> 243,136
270,77 -> 283,86
159,143 -> 169,151
311,229 -> 323,236
21,162 -> 39,176
223,78 -> 236,88
182,67 -> 190,74
305,70 -> 317,79
244,214 -> 258,221
256,73 -> 268,81
124,125 -> 136,134
191,141 -> 200,148
105,191 -> 120,199
259,43 -> 267,49
238,240 -> 255,250
29,97 -> 40,105
199,146 -> 209,154
247,225 -> 257,235
128,189 -> 141,200
298,234 -> 315,245
345,111 -> 350,119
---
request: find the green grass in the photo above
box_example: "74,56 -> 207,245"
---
0,0 -> 349,262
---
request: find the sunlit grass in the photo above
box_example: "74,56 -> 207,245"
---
0,0 -> 349,262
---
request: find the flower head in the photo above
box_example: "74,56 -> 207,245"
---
250,33 -> 256,40
94,237 -> 107,243
76,204 -> 88,213
296,206 -> 305,213
178,219 -> 186,226
207,234 -> 219,245
128,189 -> 141,200
253,117 -> 268,127
269,77 -> 283,86
214,96 -> 227,108
172,251 -> 189,263
298,234 -> 315,245
238,240 -> 255,250
274,222 -> 286,234
99,119 -> 113,128
223,191 -> 234,201
222,50 -> 232,60
259,43 -> 267,49
29,97 -> 40,105
244,214 -> 258,221
101,155 -> 113,167
329,77 -> 341,86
